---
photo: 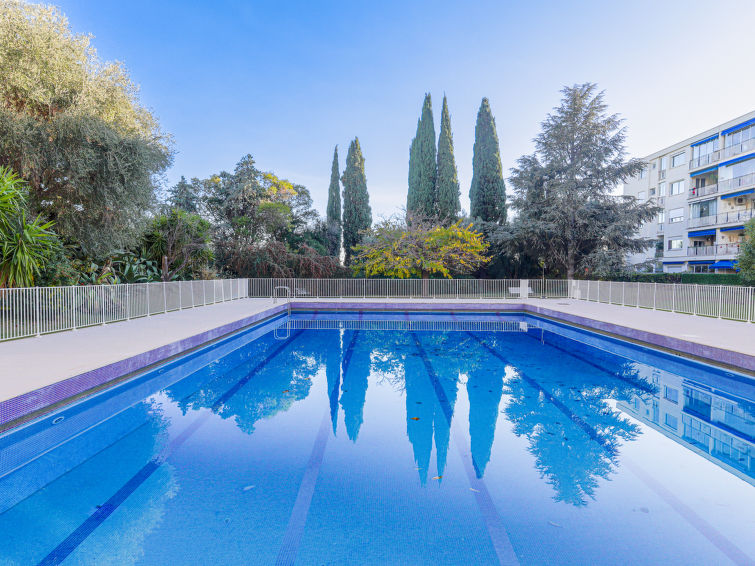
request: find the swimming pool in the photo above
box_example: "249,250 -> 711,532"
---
0,311 -> 753,565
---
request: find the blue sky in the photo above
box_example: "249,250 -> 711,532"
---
57,0 -> 755,217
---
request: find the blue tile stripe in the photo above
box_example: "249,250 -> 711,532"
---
36,331 -> 306,566
275,330 -> 361,566
410,333 -> 520,566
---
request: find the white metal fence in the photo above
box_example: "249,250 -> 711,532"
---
569,280 -> 755,323
0,279 -> 249,341
2,277 -> 753,341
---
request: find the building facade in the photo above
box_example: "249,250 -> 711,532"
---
624,111 -> 755,273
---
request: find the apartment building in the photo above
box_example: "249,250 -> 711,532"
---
624,110 -> 755,273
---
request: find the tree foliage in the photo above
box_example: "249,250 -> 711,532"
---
0,1 -> 172,258
167,176 -> 203,214
469,98 -> 506,224
407,94 -> 437,218
436,95 -> 461,224
509,84 -> 658,279
0,166 -> 58,287
325,146 -> 342,257
738,219 -> 755,283
341,138 -> 372,266
144,209 -> 213,281
352,216 -> 489,279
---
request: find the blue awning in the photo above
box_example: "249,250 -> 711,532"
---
720,225 -> 745,232
690,166 -> 718,177
718,152 -> 755,168
721,117 -> 755,136
720,188 -> 755,200
690,134 -> 719,147
662,261 -> 686,265
689,260 -> 714,265
688,229 -> 716,237
710,260 -> 738,269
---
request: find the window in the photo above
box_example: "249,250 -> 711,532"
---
724,124 -> 754,148
668,238 -> 683,250
670,181 -> 684,195
665,413 -> 678,430
649,188 -> 656,196
671,152 -> 685,167
657,210 -> 666,224
639,168 -> 647,179
660,156 -> 668,171
638,191 -> 646,200
691,199 -> 716,219
669,208 -> 684,223
658,182 -> 666,196
664,386 -> 679,404
691,264 -> 710,273
692,137 -> 720,160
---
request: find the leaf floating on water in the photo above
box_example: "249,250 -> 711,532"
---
411,417 -> 420,421
282,389 -> 290,393
432,476 -> 443,480
242,485 -> 255,492
548,521 -> 562,528
469,488 -> 480,493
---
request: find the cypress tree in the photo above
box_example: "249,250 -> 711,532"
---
325,145 -> 341,257
435,95 -> 460,224
342,138 -> 372,266
469,97 -> 506,223
406,93 -> 437,219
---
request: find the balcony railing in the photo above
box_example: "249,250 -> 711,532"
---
687,215 -> 717,228
689,150 -> 721,170
688,184 -> 718,199
686,244 -> 740,257
722,137 -> 755,159
687,245 -> 716,256
719,171 -> 755,193
717,208 -> 754,225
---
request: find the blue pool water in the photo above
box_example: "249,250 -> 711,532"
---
0,311 -> 753,565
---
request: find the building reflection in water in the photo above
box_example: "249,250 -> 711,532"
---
617,366 -> 754,485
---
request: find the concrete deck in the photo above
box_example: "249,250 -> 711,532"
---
1,297 -> 752,430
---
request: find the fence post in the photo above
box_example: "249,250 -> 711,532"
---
126,284 -> 131,320
672,284 -> 676,313
71,287 -> 77,330
622,281 -> 625,306
587,280 -> 591,301
163,282 -> 168,313
35,287 -> 40,336
693,284 -> 698,316
101,286 -> 106,325
717,285 -> 723,319
653,283 -> 657,310
748,287 -> 754,323
179,281 -> 182,310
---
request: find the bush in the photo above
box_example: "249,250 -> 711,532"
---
599,273 -> 748,286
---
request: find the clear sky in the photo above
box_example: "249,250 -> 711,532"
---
56,0 -> 755,217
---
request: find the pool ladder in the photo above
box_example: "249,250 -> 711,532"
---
273,285 -> 291,340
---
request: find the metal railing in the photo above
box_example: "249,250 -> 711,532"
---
0,279 -> 249,341
719,172 -> 755,193
686,244 -> 741,257
722,137 -> 755,159
569,280 -> 755,322
688,184 -> 718,199
248,277 -> 570,300
689,150 -> 721,170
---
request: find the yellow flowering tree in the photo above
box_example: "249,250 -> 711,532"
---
352,216 -> 490,279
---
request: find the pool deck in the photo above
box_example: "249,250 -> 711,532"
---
1,297 -> 753,430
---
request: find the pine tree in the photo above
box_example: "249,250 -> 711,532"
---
342,138 -> 372,266
167,176 -> 201,213
436,95 -> 460,224
407,93 -> 437,219
325,145 -> 341,257
469,98 -> 506,223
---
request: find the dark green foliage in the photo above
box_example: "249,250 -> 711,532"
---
167,176 -> 202,213
407,94 -> 437,218
0,109 -> 171,258
143,209 -> 213,281
605,273 -> 749,285
738,219 -> 755,283
436,95 -> 460,224
469,98 -> 506,223
510,84 -> 656,279
325,146 -> 341,257
341,138 -> 372,266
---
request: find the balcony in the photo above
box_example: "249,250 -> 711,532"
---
717,208 -> 754,225
685,244 -> 740,257
718,171 -> 755,193
722,137 -> 755,159
658,170 -> 667,180
688,184 -> 718,199
687,215 -> 717,228
689,150 -> 721,170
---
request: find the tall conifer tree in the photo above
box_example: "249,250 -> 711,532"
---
469,97 -> 506,223
407,93 -> 437,218
436,95 -> 460,224
325,145 -> 341,257
342,138 -> 372,266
